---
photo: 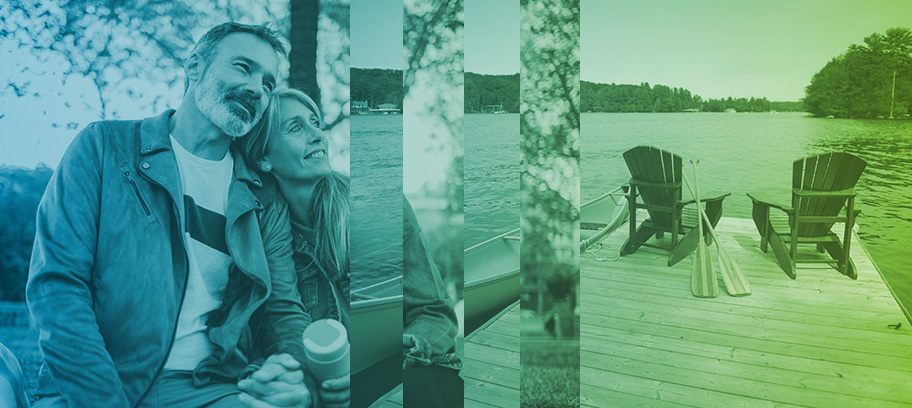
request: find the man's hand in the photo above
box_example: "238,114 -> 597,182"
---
238,354 -> 312,408
320,374 -> 350,408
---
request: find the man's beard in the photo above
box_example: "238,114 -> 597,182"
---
195,74 -> 262,137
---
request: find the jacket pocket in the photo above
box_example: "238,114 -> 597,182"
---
123,170 -> 155,222
297,271 -> 320,312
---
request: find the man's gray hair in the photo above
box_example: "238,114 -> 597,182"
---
183,22 -> 287,93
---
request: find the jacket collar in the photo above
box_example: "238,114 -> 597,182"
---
231,142 -> 263,189
138,110 -> 174,155
138,109 -> 264,190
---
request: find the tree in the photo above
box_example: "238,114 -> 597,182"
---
3,1 -> 349,137
2,0 -> 289,121
805,27 -> 912,118
289,0 -> 319,104
519,0 -> 580,404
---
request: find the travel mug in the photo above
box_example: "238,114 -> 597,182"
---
302,319 -> 350,381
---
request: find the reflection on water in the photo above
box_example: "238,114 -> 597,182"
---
582,112 -> 912,319
806,119 -> 912,315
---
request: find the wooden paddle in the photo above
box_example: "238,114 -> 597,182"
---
689,160 -> 718,298
682,163 -> 751,297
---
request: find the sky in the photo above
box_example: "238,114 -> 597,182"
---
350,0 -> 402,70
582,0 -> 912,101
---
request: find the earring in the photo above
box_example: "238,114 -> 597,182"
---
259,161 -> 272,172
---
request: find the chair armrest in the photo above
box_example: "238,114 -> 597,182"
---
679,190 -> 731,206
792,187 -> 856,198
747,192 -> 794,214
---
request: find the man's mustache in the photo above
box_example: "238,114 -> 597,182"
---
225,90 -> 259,120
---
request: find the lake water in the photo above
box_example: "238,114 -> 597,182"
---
349,113 -> 521,289
350,114 -> 403,289
352,113 -> 912,319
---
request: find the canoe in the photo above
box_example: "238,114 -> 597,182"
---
349,186 -> 629,376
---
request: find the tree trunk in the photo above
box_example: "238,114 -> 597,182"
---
288,0 -> 320,108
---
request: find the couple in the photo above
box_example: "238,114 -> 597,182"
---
27,22 -> 349,408
27,20 -> 461,408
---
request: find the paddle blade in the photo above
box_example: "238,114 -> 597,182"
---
718,246 -> 751,296
692,242 -> 718,298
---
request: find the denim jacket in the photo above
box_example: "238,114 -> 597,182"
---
251,177 -> 351,326
26,110 -> 316,408
289,220 -> 351,323
402,199 -> 461,371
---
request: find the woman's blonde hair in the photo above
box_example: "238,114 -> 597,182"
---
240,88 -> 349,284
311,171 -> 350,285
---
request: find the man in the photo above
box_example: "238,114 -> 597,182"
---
27,22 -> 315,408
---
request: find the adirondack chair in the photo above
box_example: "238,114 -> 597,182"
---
747,152 -> 866,279
620,146 -> 730,266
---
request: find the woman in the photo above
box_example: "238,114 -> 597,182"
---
242,87 -> 462,407
240,88 -> 350,408
243,88 -> 350,324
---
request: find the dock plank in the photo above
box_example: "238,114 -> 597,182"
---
464,303 -> 520,408
581,368 -> 805,408
581,216 -> 912,407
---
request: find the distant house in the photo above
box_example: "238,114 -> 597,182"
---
352,100 -> 369,114
482,104 -> 506,113
378,103 -> 398,110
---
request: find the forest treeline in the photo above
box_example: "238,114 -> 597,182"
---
580,82 -> 799,113
805,27 -> 912,118
352,68 -> 798,113
350,68 -> 404,109
351,68 -> 522,112
465,73 -> 520,112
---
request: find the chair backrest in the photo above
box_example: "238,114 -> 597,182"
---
624,146 -> 683,228
791,152 -> 866,237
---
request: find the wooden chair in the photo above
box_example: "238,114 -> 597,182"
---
620,146 -> 730,266
747,152 -> 866,279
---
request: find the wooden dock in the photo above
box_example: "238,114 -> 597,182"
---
580,216 -> 912,407
464,302 -> 520,407
372,302 -> 521,407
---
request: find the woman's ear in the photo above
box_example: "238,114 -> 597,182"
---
258,158 -> 273,173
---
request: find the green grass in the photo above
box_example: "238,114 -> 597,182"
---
521,339 -> 580,408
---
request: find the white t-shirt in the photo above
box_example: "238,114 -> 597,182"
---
164,135 -> 234,371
